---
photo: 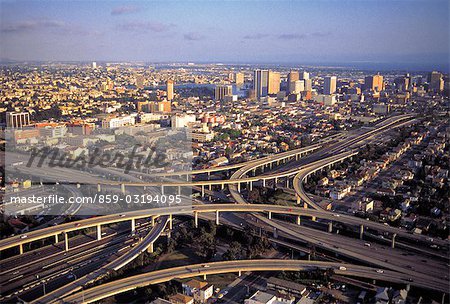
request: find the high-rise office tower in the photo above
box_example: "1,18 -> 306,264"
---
287,70 -> 300,94
323,76 -> 337,95
235,72 -> 244,87
365,73 -> 384,92
92,61 -> 97,69
136,75 -> 144,89
300,71 -> 310,80
166,79 -> 174,100
6,112 -> 31,128
429,71 -> 444,92
268,71 -> 281,94
215,84 -> 233,101
304,79 -> 312,92
254,69 -> 269,99
289,80 -> 304,94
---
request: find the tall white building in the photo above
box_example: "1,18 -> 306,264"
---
324,76 -> 337,95
92,61 -> 97,69
6,112 -> 31,128
214,84 -> 233,101
171,114 -> 196,129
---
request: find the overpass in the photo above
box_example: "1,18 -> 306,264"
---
1,203 -> 446,255
50,259 -> 447,304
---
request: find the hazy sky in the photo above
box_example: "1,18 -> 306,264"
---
1,0 -> 449,70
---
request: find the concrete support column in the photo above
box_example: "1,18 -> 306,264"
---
64,232 -> 69,252
296,216 -> 301,225
121,184 -> 126,194
311,216 -> 316,222
207,172 -> 210,180
359,224 -> 364,240
194,211 -> 198,228
274,177 -> 278,185
269,162 -> 272,170
203,274 -> 207,281
96,224 -> 101,240
391,233 -> 397,248
286,178 -> 289,188
201,185 -> 205,197
161,185 -> 164,195
19,244 -> 23,255
237,183 -> 241,193
262,179 -> 266,187
273,227 -> 278,238
97,184 -> 101,192
208,184 -> 212,191
55,234 -> 59,243
186,174 -> 189,182
169,214 -> 173,230
268,211 -> 272,220
221,183 -> 225,190
131,218 -> 136,233
238,270 -> 242,276
151,217 -> 155,226
178,186 -> 181,195
303,202 -> 308,209
328,222 -> 333,233
148,242 -> 154,253
215,210 -> 220,225
296,195 -> 301,204
249,181 -> 253,191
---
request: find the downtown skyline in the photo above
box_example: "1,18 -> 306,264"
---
0,0 -> 449,71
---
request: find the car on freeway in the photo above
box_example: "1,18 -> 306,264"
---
20,235 -> 28,239
364,242 -> 371,247
376,269 -> 384,274
202,264 -> 210,268
339,266 -> 347,271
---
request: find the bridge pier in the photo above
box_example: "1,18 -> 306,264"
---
215,211 -> 220,225
303,202 -> 308,209
131,218 -> 136,233
296,216 -> 301,225
148,242 -> 154,253
203,274 -> 207,280
296,195 -> 301,204
207,172 -> 210,180
96,224 -> 101,240
221,183 -> 225,190
391,233 -> 397,248
286,178 -> 289,188
161,185 -> 164,195
359,225 -> 364,240
55,234 -> 59,244
121,184 -> 126,194
274,177 -> 278,185
249,181 -> 253,191
151,216 -> 155,226
178,186 -> 181,195
169,214 -> 173,230
64,232 -> 69,251
262,179 -> 266,187
328,222 -> 333,233
19,244 -> 23,255
273,227 -> 278,238
208,184 -> 212,191
311,216 -> 316,222
237,183 -> 241,192
97,184 -> 101,192
201,185 -> 205,197
238,270 -> 242,277
268,211 -> 272,220
194,211 -> 198,228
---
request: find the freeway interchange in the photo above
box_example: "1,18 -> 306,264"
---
1,113 -> 449,303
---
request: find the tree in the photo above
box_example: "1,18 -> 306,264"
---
222,241 -> 242,260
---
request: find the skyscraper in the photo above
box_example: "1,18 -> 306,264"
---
215,84 -> 233,101
268,71 -> 280,95
323,76 -> 337,95
289,80 -> 304,94
365,73 -> 384,92
254,69 -> 269,99
429,71 -> 444,92
300,71 -> 310,80
92,61 -> 97,69
287,70 -> 300,94
235,72 -> 244,87
166,80 -> 174,101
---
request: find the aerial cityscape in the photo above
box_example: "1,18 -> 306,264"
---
0,1 -> 449,304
